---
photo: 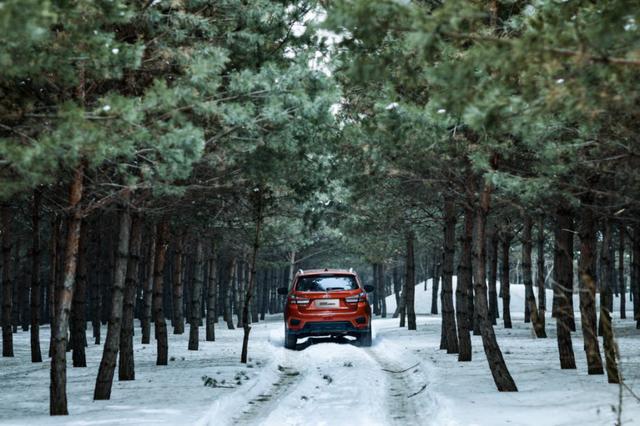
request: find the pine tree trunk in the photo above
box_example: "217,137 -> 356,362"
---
90,218 -> 101,345
633,225 -> 640,329
472,178 -> 517,392
119,213 -> 142,381
71,224 -> 89,367
554,208 -> 576,369
18,239 -> 29,332
241,215 -> 263,364
94,201 -> 132,400
379,263 -> 387,318
372,263 -> 380,316
225,257 -> 236,330
49,215 -> 61,356
405,231 -> 417,330
251,264 -> 259,323
172,232 -> 185,335
522,216 -> 545,338
501,231 -> 512,329
141,227 -> 156,344
188,239 -> 204,351
536,216 -> 546,331
619,224 -> 626,319
577,204 -> 604,374
600,286 -> 620,383
392,265 -> 401,318
456,206 -> 473,361
431,255 -> 439,315
31,190 -> 43,362
153,221 -> 169,365
259,269 -> 268,321
398,272 -> 406,327
488,226 -> 499,324
2,205 -> 13,357
599,217 -> 620,383
206,245 -> 217,342
50,164 -> 84,415
236,258 -> 245,328
441,196 -> 458,353
599,219 -> 614,335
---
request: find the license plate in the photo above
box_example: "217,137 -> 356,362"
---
315,299 -> 339,308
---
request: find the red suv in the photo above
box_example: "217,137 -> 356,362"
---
278,269 -> 374,349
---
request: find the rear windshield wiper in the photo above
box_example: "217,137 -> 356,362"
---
325,287 -> 347,291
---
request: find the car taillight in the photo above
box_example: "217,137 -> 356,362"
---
288,295 -> 310,305
345,292 -> 366,304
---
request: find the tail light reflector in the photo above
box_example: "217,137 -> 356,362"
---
345,292 -> 366,304
288,295 -> 310,305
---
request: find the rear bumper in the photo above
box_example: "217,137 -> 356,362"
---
287,320 -> 369,338
284,301 -> 371,338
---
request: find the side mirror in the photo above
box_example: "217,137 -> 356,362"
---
364,285 -> 374,293
277,287 -> 289,296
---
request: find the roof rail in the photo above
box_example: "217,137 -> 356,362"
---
298,269 -> 304,275
349,268 -> 354,273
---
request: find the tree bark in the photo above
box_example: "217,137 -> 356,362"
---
405,230 -> 417,330
522,216 -> 545,338
49,215 -> 61,356
599,218 -> 614,335
172,232 -> 185,335
31,190 -> 43,362
188,239 -> 205,351
456,206 -> 473,361
488,225 -> 499,324
153,221 -> 170,365
378,263 -> 387,318
554,208 -> 576,370
236,257 -> 245,328
536,216 -> 546,332
141,227 -> 156,344
599,218 -> 619,383
50,164 -> 84,415
430,253 -> 440,315
224,257 -> 236,330
90,219 -> 101,345
118,213 -> 142,381
206,245 -> 217,342
71,223 -> 89,367
577,205 -> 604,375
2,205 -> 13,357
500,229 -> 513,329
618,224 -> 626,319
372,263 -> 380,316
631,224 -> 640,329
440,195 -> 458,353
94,200 -> 132,400
392,265 -> 402,318
241,212 -> 263,364
472,178 -> 517,392
398,269 -> 407,327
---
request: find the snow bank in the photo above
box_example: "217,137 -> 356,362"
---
385,277 -> 632,316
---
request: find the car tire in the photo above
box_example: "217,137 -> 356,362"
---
359,327 -> 372,347
284,329 -> 297,350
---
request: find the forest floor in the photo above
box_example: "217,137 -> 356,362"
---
1,281 -> 639,425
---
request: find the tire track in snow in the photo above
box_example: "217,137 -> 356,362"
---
231,364 -> 303,425
365,346 -> 423,425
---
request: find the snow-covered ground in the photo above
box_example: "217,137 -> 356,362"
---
1,280 -> 639,425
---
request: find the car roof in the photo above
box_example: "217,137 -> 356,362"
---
296,268 -> 356,277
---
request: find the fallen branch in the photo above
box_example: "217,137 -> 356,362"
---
408,384 -> 428,398
381,362 -> 419,374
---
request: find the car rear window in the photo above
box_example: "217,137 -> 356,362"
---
295,275 -> 358,292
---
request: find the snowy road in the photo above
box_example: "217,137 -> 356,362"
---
196,319 -> 438,426
2,281 -> 640,425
